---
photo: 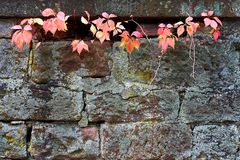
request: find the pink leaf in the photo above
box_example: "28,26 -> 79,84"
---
159,23 -> 165,28
57,11 -> 65,21
131,31 -> 142,38
210,20 -> 218,29
11,25 -> 22,30
204,18 -> 212,27
201,12 -> 208,17
167,24 -> 173,28
102,12 -> 109,19
20,19 -> 29,25
24,25 -> 32,31
186,16 -> 193,23
109,14 -> 117,18
208,11 -> 214,16
42,8 -> 56,17
71,40 -> 80,51
213,17 -> 222,26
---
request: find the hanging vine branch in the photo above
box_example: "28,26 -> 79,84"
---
11,8 -> 223,80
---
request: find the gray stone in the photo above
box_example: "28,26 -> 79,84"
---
0,19 -> 18,38
0,123 -> 27,159
0,39 -> 29,92
0,83 -> 83,121
0,0 -> 239,17
180,90 -> 240,123
101,122 -> 192,159
29,123 -> 100,160
191,125 -> 238,159
86,89 -> 179,123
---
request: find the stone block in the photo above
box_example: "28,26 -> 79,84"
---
0,123 -> 27,159
29,123 -> 100,159
101,121 -> 192,159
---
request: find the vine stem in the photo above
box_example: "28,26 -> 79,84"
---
149,52 -> 164,85
129,16 -> 151,45
189,36 -> 196,79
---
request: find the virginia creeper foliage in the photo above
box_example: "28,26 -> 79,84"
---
11,8 -> 223,55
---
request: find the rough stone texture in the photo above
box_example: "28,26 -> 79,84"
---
191,125 -> 239,159
0,39 -> 28,91
0,5 -> 239,159
0,0 -> 240,18
0,83 -> 83,121
101,122 -> 192,159
0,123 -> 27,159
180,90 -> 240,123
29,123 -> 100,160
0,19 -> 17,38
31,41 -> 110,84
86,89 -> 179,123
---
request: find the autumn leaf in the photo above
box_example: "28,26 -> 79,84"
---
177,25 -> 185,37
71,40 -> 89,54
42,8 -> 56,17
120,31 -> 142,54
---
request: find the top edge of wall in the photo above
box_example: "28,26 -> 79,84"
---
0,0 -> 240,18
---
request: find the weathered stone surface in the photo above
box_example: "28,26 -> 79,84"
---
180,89 -> 240,123
0,0 -> 239,17
29,123 -> 100,160
101,122 -> 192,159
191,125 -> 238,159
86,89 -> 179,123
0,123 -> 27,159
0,19 -> 18,38
31,41 -> 110,84
0,83 -> 83,121
0,39 -> 28,91
111,36 -> 239,91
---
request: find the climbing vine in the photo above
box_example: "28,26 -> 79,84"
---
11,8 -> 222,79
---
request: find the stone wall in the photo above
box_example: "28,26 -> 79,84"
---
0,0 -> 240,159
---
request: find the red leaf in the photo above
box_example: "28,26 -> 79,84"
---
213,30 -> 220,41
42,8 -> 56,17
